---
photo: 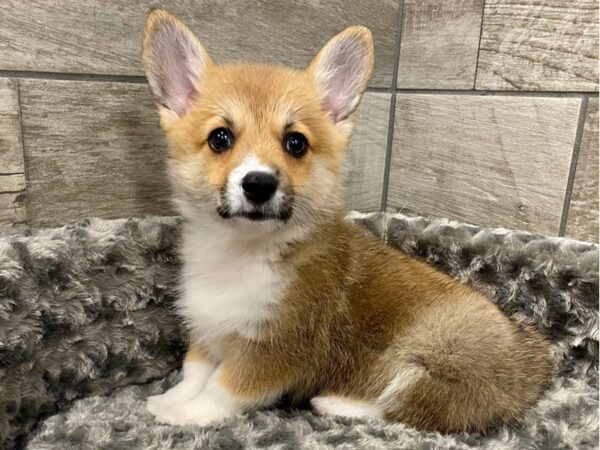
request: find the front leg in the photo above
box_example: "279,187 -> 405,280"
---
151,339 -> 301,426
147,342 -> 216,418
151,365 -> 276,426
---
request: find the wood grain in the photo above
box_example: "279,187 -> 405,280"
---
476,0 -> 599,91
344,93 -> 391,211
0,174 -> 25,192
19,79 -> 389,226
0,174 -> 27,229
0,191 -> 26,228
398,0 -> 484,89
0,79 -> 27,229
387,94 -> 581,235
565,98 -> 599,242
19,80 -> 172,227
0,0 -> 398,88
0,79 -> 25,174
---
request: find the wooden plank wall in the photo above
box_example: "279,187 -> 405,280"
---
0,0 -> 598,242
0,79 -> 26,228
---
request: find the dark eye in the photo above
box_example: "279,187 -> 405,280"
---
208,127 -> 234,153
284,132 -> 308,158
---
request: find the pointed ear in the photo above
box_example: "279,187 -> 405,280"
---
142,9 -> 212,119
308,27 -> 374,123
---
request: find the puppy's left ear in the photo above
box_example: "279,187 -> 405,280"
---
308,27 -> 374,124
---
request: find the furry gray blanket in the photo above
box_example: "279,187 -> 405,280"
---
0,213 -> 597,449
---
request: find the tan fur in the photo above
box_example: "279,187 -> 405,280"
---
172,64 -> 345,192
212,221 -> 552,432
143,10 -> 552,433
184,342 -> 211,364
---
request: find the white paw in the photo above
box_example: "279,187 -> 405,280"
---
147,394 -> 170,418
147,383 -> 199,410
146,390 -> 190,418
147,396 -> 235,426
146,361 -> 216,417
311,396 -> 382,419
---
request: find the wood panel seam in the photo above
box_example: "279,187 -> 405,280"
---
1,70 -> 148,84
0,71 -> 396,97
473,0 -> 487,89
6,67 -> 597,97
395,89 -> 598,98
0,172 -> 24,177
559,96 -> 590,236
15,79 -> 30,226
380,0 -> 405,211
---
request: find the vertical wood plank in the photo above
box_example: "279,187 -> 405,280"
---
0,173 -> 27,232
388,94 -> 581,234
0,79 -> 27,230
565,98 -> 599,242
344,93 -> 391,211
398,0 -> 484,89
0,79 -> 24,174
0,175 -> 27,228
476,0 -> 599,91
0,192 -> 27,228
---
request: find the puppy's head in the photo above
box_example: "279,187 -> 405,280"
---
143,10 -> 373,233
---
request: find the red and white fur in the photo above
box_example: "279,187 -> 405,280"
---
142,10 -> 552,432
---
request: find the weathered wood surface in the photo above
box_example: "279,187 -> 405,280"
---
0,79 -> 26,229
388,94 -> 581,234
0,191 -> 26,228
398,0 -> 484,89
566,98 -> 599,242
476,0 -> 599,91
344,93 -> 391,211
0,79 -> 24,174
0,172 -> 27,230
0,174 -> 27,229
3,0 -> 599,234
0,174 -> 25,193
19,79 -> 389,226
0,0 -> 398,88
19,80 -> 172,227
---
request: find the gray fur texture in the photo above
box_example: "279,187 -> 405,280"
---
0,213 -> 596,449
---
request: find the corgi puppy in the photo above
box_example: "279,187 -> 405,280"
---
142,9 -> 552,433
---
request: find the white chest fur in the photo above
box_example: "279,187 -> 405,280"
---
178,223 -> 291,345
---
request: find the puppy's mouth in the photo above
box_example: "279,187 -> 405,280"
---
217,189 -> 293,223
217,207 -> 292,222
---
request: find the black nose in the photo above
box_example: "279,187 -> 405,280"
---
241,171 -> 279,205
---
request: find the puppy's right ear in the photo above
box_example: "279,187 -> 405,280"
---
142,9 -> 211,122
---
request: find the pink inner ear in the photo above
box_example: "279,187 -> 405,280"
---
147,21 -> 204,116
322,93 -> 349,123
318,37 -> 368,123
160,62 -> 197,116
